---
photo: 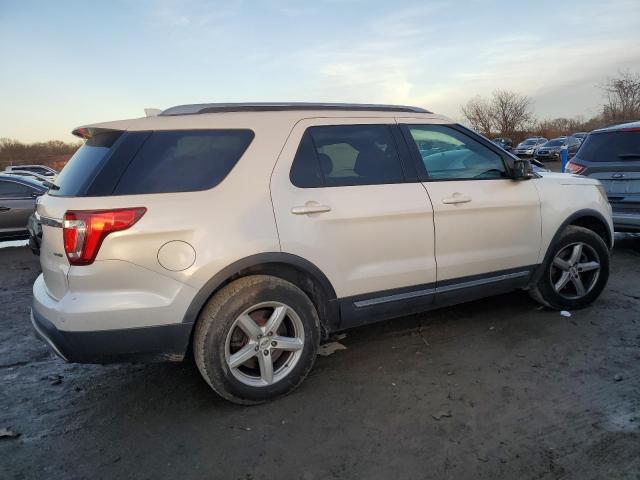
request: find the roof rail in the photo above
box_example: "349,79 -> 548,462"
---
160,102 -> 431,116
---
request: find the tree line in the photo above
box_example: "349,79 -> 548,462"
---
462,70 -> 640,144
0,138 -> 81,171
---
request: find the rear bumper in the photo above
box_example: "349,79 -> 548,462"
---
612,212 -> 640,232
31,306 -> 193,363
31,265 -> 197,363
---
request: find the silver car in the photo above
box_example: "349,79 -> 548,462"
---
4,164 -> 58,179
514,137 -> 548,157
0,174 -> 47,241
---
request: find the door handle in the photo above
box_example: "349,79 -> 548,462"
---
442,194 -> 472,205
291,204 -> 331,215
0,206 -> 10,212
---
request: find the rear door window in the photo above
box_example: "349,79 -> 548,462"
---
290,131 -> 323,188
114,130 -> 254,195
290,125 -> 404,187
312,125 -> 404,186
577,131 -> 640,162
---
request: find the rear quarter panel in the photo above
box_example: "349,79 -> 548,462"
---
38,114 -> 295,298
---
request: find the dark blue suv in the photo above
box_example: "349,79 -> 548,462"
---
566,121 -> 640,232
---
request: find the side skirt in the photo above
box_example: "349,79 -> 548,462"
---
337,266 -> 536,330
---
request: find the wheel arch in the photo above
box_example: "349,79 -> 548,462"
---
569,213 -> 613,249
183,253 -> 339,340
533,209 -> 613,283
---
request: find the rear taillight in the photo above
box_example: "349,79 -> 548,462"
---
63,208 -> 146,265
565,161 -> 586,174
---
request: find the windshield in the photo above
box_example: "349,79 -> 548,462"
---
521,139 -> 538,145
544,139 -> 565,147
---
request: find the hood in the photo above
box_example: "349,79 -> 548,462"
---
537,171 -> 600,185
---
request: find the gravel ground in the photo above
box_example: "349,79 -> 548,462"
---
1,234 -> 639,480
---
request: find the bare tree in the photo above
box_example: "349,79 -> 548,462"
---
536,117 -> 575,139
461,96 -> 494,137
600,70 -> 640,123
490,89 -> 533,137
462,90 -> 533,138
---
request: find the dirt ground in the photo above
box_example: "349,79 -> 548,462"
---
1,235 -> 639,480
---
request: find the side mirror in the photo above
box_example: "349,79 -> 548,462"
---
512,159 -> 534,180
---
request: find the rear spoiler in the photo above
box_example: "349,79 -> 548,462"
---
72,127 -> 121,140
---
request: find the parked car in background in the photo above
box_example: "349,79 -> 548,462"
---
572,132 -> 589,143
566,121 -> 640,232
4,165 -> 58,179
534,136 -> 581,162
27,211 -> 42,255
31,102 -> 613,404
530,158 -> 550,172
0,174 -> 47,241
514,137 -> 547,157
3,170 -> 57,188
492,137 -> 513,151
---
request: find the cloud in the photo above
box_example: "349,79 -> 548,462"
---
144,0 -> 244,30
287,1 -> 640,120
369,3 -> 448,39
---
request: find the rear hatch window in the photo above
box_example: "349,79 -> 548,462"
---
51,131 -> 122,196
50,129 -> 254,197
577,130 -> 640,162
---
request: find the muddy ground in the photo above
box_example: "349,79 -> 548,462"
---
1,236 -> 639,480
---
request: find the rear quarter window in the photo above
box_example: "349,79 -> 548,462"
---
113,130 -> 254,195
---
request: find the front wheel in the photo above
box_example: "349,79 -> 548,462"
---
529,225 -> 610,310
193,275 -> 321,405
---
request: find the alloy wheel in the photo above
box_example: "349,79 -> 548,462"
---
550,242 -> 601,300
224,302 -> 305,387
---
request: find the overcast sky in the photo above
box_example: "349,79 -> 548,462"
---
1,0 -> 639,142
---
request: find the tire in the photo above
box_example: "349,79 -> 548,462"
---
529,225 -> 610,310
193,275 -> 321,405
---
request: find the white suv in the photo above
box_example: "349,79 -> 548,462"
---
31,103 -> 613,404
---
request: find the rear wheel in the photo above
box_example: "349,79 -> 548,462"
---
529,225 -> 609,310
193,275 -> 321,404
